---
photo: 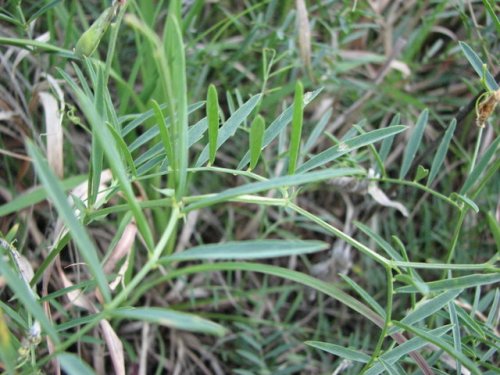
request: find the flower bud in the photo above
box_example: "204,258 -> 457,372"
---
75,6 -> 115,58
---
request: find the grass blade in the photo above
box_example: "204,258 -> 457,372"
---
150,99 -> 175,185
131,261 -> 433,374
305,341 -> 370,363
392,321 -> 481,375
158,261 -> 383,328
0,308 -> 16,373
399,109 -> 428,179
107,123 -> 137,177
207,84 -> 220,165
448,301 -> 462,375
249,115 -> 265,170
339,274 -> 386,318
164,11 -> 188,199
427,119 -> 456,186
112,307 -> 226,336
297,126 -> 407,173
482,0 -> 500,35
460,136 -> 500,194
376,114 -> 401,175
0,243 -> 60,344
58,68 -> 155,251
459,41 -> 499,91
365,326 -> 451,375
0,175 -> 86,217
288,80 -> 304,174
58,353 -> 96,375
379,358 -> 402,375
486,211 -> 500,249
303,108 -> 332,154
185,167 -> 365,211
26,141 -> 111,303
396,273 -> 500,293
355,222 -> 404,262
397,289 -> 462,328
122,102 -> 203,136
164,239 -> 328,261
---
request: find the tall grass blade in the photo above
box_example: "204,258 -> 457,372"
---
151,99 -> 175,186
448,301 -> 462,375
303,108 -> 331,154
377,114 -> 401,175
486,288 -> 499,328
0,175 -> 86,217
133,117 -> 208,173
0,242 -> 59,343
393,321 -> 481,375
88,65 -> 105,207
207,84 -> 220,165
107,123 -> 137,177
305,341 -> 370,363
427,119 -> 456,186
27,0 -> 65,25
112,307 -> 226,336
164,11 -> 188,198
288,80 -> 304,174
127,103 -> 203,152
481,0 -> 500,35
396,273 -> 500,293
340,274 -> 386,317
26,141 -> 111,303
249,115 -> 265,170
365,326 -> 451,375
399,109 -> 428,179
0,308 -> 16,373
297,126 -> 406,173
459,41 -> 499,91
379,359 -> 402,375
162,261 -> 383,328
355,222 -> 404,262
396,289 -> 462,328
185,167 -> 365,211
122,102 -> 203,136
164,240 -> 328,261
58,69 -> 155,251
460,136 -> 499,194
486,211 -> 500,248
58,353 -> 96,375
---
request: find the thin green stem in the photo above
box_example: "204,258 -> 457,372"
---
134,165 -> 269,183
443,209 -> 467,274
360,266 -> 394,373
104,2 -> 127,85
288,202 -> 392,268
187,166 -> 269,182
375,178 -> 461,209
40,311 -> 105,366
442,124 -> 484,276
109,205 -> 180,308
392,260 -> 497,271
0,37 -> 76,58
469,126 -> 484,174
43,206 -> 181,364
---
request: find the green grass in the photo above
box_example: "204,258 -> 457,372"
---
0,1 -> 499,374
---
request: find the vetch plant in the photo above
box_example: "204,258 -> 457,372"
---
0,1 -> 498,374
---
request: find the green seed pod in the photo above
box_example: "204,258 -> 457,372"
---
75,6 -> 115,58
